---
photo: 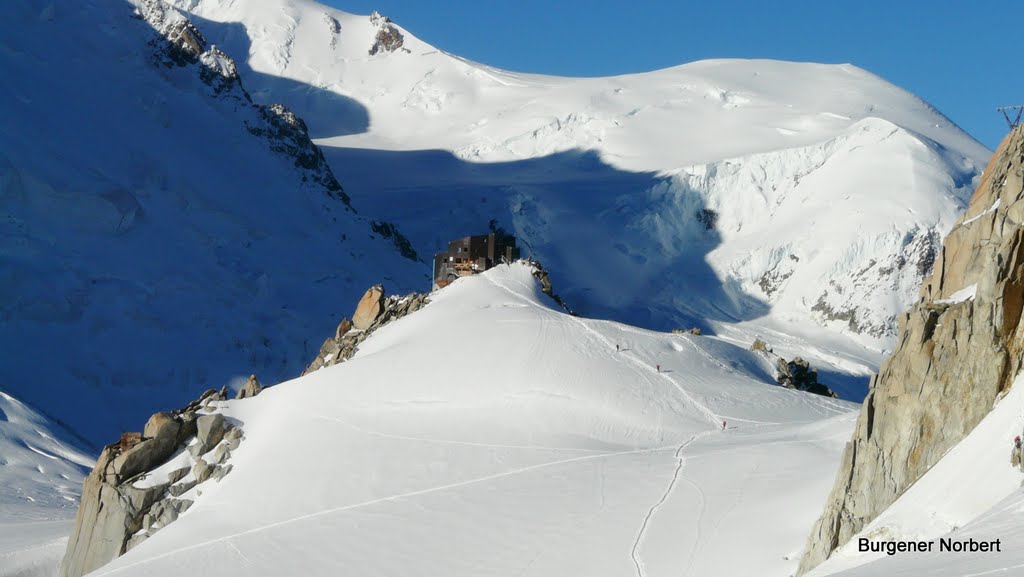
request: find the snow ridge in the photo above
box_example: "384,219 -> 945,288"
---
85,264 -> 858,577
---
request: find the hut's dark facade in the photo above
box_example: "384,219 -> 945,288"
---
433,233 -> 520,288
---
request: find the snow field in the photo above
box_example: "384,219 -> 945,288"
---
90,264 -> 857,577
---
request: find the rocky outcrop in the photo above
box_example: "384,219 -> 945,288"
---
810,229 -> 941,339
749,339 -> 836,397
235,374 -> 263,399
323,12 -> 341,49
352,285 -> 386,330
776,357 -> 836,398
370,220 -> 419,261
61,388 -> 251,577
247,103 -> 351,206
368,11 -> 405,56
304,263 -> 567,376
136,0 -> 206,66
303,285 -> 429,375
798,125 -> 1024,574
136,0 -> 353,207
529,260 -> 576,315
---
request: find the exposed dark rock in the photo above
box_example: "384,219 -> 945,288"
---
211,464 -> 233,482
776,357 -> 836,397
137,0 -> 205,67
198,45 -> 242,95
809,228 -> 942,339
61,388 -> 247,577
211,443 -> 230,465
167,466 -> 190,485
370,220 -> 419,261
758,266 -> 794,297
224,426 -> 244,451
748,339 -> 835,397
143,412 -> 179,441
235,374 -> 262,400
196,414 -> 225,451
303,287 -> 430,375
750,338 -> 771,353
246,103 -> 352,206
335,318 -> 353,339
323,13 -> 341,49
111,436 -> 178,484
368,11 -> 405,55
529,260 -> 576,315
138,1 -> 353,209
193,458 -> 212,483
168,478 -> 197,498
695,208 -> 718,231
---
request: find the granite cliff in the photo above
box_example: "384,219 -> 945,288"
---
60,386 -> 253,577
798,124 -> 1024,574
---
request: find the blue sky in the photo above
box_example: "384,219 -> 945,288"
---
329,0 -> 1020,150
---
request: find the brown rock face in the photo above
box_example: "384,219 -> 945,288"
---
304,288 -> 429,376
798,126 -> 1024,574
368,11 -> 405,56
62,391 -> 245,577
61,440 -> 174,577
335,318 -> 353,339
143,411 -> 179,440
351,285 -> 386,330
235,374 -> 263,399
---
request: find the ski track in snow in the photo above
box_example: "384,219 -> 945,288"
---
73,264 -> 865,577
483,272 -> 730,577
92,442 -> 683,576
629,432 -> 710,577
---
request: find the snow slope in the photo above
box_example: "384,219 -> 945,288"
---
85,263 -> 858,577
806,376 -> 1024,577
0,391 -> 93,577
169,0 -> 991,356
0,0 -> 420,447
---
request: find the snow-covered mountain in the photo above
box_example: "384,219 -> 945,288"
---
0,391 -> 93,577
78,263 -> 858,577
167,0 -> 990,358
0,0 -> 990,449
1,1 -> 1013,576
0,0 -> 421,450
